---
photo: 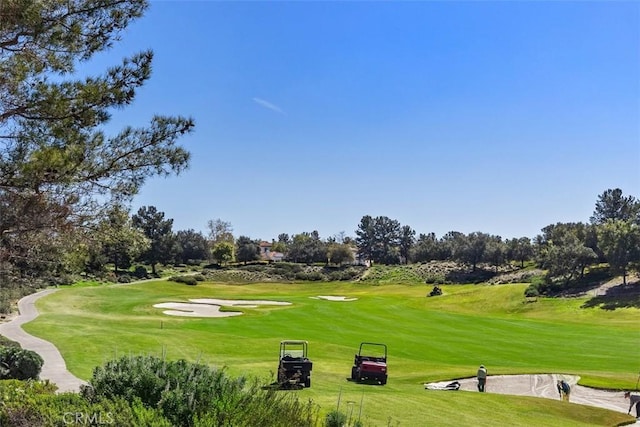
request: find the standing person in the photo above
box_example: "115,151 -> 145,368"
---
625,391 -> 640,418
477,365 -> 487,392
557,380 -> 571,401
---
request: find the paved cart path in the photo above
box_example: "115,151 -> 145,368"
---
0,289 -> 87,392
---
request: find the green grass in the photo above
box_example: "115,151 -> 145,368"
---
23,281 -> 640,426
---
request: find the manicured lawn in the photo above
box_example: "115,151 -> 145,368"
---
24,280 -> 640,426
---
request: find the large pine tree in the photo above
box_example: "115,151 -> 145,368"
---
0,0 -> 194,283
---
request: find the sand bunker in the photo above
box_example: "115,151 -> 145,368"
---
425,374 -> 633,416
312,295 -> 358,301
154,299 -> 291,318
190,298 -> 291,307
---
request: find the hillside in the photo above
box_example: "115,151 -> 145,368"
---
199,261 -> 543,285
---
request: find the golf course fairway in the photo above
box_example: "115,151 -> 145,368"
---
23,280 -> 640,426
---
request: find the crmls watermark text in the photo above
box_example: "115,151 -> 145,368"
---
62,412 -> 114,425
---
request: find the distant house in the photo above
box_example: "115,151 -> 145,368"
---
259,241 -> 284,262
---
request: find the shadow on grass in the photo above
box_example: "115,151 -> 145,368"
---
345,377 -> 386,386
581,283 -> 640,310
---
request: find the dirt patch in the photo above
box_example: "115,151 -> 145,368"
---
586,274 -> 640,297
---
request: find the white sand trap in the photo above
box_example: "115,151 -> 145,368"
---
314,295 -> 358,301
153,302 -> 243,318
190,298 -> 291,307
154,298 -> 291,318
425,374 -> 634,417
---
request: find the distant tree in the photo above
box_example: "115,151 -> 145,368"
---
334,231 -> 348,244
132,206 -> 177,275
411,233 -> 440,262
454,232 -> 490,271
539,235 -> 597,285
211,241 -> 234,266
484,236 -> 506,272
536,222 -> 598,279
538,222 -> 588,247
271,241 -> 287,254
271,233 -> 290,254
207,219 -> 234,245
355,215 -> 402,264
440,231 -> 465,261
235,236 -> 259,264
597,220 -> 640,285
375,217 -> 401,264
327,243 -> 354,266
590,189 -> 640,225
277,233 -> 291,245
175,229 -> 209,264
99,205 -> 149,273
398,225 -> 415,264
287,231 -> 327,264
355,215 -> 377,264
506,237 -> 534,268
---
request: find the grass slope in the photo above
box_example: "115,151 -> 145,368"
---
24,281 -> 640,426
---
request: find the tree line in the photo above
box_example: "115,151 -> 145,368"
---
43,188 -> 639,290
354,188 -> 639,287
0,2 -> 637,295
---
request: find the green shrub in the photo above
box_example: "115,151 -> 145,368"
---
117,274 -> 131,283
0,335 -> 21,348
524,284 -> 540,298
424,273 -> 445,284
294,271 -> 324,281
83,355 -> 317,427
133,266 -> 149,279
324,410 -> 347,427
168,275 -> 198,286
0,298 -> 10,315
0,347 -> 44,380
328,271 -> 343,281
50,274 -> 74,286
0,381 -> 172,427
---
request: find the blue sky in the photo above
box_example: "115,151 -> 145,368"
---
93,1 -> 639,241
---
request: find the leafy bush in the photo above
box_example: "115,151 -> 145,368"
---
424,273 -> 446,284
0,336 -> 21,348
50,274 -> 75,286
168,275 -> 198,286
324,410 -> 347,427
524,284 -> 540,298
133,266 -> 149,279
83,355 -> 317,427
271,263 -> 304,273
0,298 -> 11,315
0,380 -> 171,427
294,271 -> 324,281
117,274 -> 131,283
0,347 -> 44,380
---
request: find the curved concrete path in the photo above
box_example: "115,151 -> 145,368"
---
0,289 -> 87,392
